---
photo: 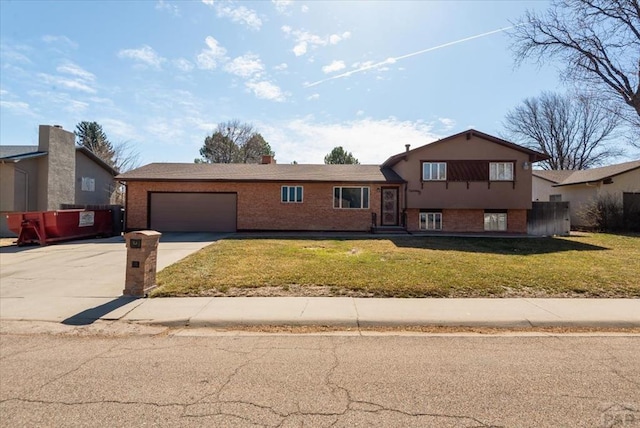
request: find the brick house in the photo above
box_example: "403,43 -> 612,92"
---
117,129 -> 548,234
1,125 -> 118,237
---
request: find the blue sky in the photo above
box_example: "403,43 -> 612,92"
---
1,0 -> 574,166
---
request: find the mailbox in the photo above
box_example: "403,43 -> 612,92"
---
123,230 -> 162,297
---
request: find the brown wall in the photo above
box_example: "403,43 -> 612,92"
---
392,133 -> 533,210
406,208 -> 527,234
126,181 -> 393,231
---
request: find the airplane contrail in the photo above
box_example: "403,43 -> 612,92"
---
304,25 -> 515,88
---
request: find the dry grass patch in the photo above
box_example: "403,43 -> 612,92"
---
153,233 -> 640,298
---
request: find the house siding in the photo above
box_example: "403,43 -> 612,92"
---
393,134 -> 533,210
126,181 -> 384,232
406,208 -> 527,234
75,151 -> 115,205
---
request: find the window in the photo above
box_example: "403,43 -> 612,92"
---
422,162 -> 446,181
419,212 -> 442,230
334,187 -> 369,209
281,186 -> 303,203
484,212 -> 507,231
81,177 -> 95,192
489,162 -> 514,181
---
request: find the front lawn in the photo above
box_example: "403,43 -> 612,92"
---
152,233 -> 640,298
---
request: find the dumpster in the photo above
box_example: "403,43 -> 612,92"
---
6,209 -> 113,246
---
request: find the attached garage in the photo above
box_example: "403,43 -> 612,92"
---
149,192 -> 237,232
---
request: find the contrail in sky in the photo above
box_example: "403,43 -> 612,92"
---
304,26 -> 514,88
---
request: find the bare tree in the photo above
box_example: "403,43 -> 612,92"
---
196,120 -> 273,163
503,91 -> 622,169
510,0 -> 640,126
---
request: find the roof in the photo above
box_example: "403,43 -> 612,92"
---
0,144 -> 118,175
549,160 -> 640,187
531,169 -> 575,184
0,145 -> 46,161
116,163 -> 405,183
382,129 -> 550,167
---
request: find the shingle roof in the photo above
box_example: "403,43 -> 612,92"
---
382,129 -> 550,167
531,170 -> 575,184
0,145 -> 44,160
116,163 -> 405,183
532,160 -> 640,186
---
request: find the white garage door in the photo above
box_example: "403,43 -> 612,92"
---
149,192 -> 237,232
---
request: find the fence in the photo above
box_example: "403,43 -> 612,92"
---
527,201 -> 570,236
623,192 -> 640,232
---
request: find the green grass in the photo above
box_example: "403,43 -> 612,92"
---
152,233 -> 640,298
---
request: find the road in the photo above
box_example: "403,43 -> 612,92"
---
1,327 -> 639,427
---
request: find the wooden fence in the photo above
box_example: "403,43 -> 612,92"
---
527,202 -> 570,236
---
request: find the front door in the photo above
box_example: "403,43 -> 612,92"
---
381,187 -> 399,226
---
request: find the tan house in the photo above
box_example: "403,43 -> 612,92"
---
117,129 -> 548,234
532,160 -> 640,228
0,125 -> 118,237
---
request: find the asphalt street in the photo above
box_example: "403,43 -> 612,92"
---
1,329 -> 639,427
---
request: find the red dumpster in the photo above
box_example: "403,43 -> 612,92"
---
6,209 -> 113,246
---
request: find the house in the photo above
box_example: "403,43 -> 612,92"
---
0,125 -> 118,237
532,160 -> 640,228
117,129 -> 548,234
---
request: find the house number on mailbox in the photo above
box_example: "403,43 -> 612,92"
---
130,239 -> 142,249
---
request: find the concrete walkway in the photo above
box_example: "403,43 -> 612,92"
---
1,296 -> 638,329
1,233 -> 639,329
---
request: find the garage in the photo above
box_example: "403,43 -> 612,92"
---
149,192 -> 237,232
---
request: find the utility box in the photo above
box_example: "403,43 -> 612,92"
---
123,230 -> 162,297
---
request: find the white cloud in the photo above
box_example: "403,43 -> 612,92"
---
272,0 -> 293,14
438,117 -> 456,130
245,81 -> 286,102
293,42 -> 307,57
201,0 -> 214,4
42,35 -> 78,49
283,27 -> 351,56
173,58 -> 194,72
100,118 -> 141,142
258,117 -> 441,164
56,62 -> 95,81
322,60 -> 346,74
301,5 -> 309,12
356,110 -> 364,116
329,31 -> 351,45
274,63 -> 288,71
307,93 -> 319,101
37,73 -> 97,93
156,0 -> 180,16
224,53 -> 264,78
118,45 -> 165,69
215,4 -> 262,30
0,100 -> 37,117
197,36 -> 227,70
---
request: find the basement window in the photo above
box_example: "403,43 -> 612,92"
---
484,212 -> 507,231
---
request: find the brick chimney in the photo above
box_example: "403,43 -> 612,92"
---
261,155 -> 276,164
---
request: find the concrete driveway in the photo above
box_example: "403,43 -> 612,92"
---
0,233 -> 223,321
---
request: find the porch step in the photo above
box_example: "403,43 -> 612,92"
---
372,226 -> 409,234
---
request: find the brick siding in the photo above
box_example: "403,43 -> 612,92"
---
126,181 -> 386,232
406,208 -> 528,234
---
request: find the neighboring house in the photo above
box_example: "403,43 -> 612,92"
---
0,125 -> 118,237
532,160 -> 640,228
117,129 -> 548,234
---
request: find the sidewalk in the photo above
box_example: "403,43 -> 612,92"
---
3,296 -> 639,329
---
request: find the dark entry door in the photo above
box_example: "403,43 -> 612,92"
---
381,187 -> 399,226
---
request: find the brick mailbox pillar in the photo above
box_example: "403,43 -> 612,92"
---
123,230 -> 162,297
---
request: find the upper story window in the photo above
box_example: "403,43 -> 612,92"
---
489,162 -> 514,181
422,162 -> 447,181
334,187 -> 369,209
81,177 -> 95,192
281,186 -> 303,203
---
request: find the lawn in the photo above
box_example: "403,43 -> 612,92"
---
152,233 -> 640,298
